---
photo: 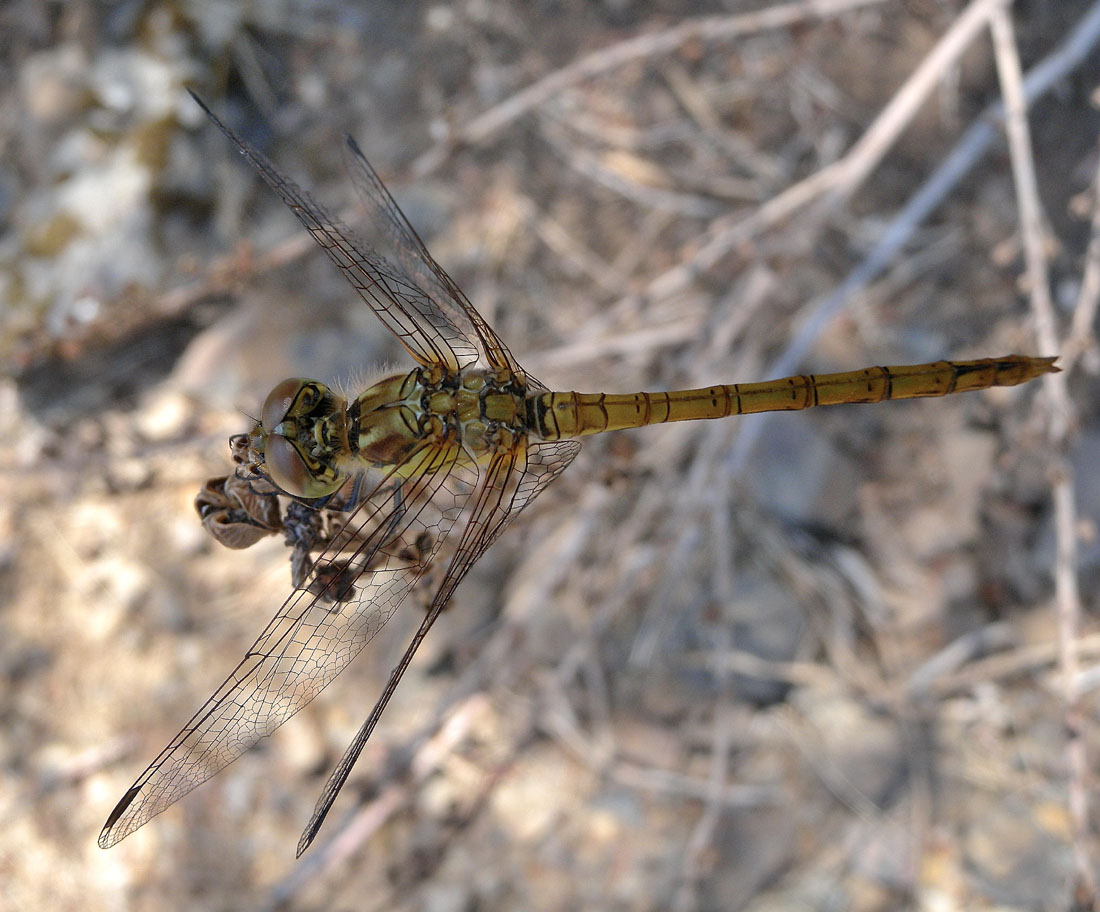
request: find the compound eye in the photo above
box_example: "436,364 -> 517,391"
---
263,433 -> 309,496
263,434 -> 342,499
257,379 -> 341,499
262,379 -> 314,433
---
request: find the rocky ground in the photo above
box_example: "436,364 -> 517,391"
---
3,2 -> 1099,910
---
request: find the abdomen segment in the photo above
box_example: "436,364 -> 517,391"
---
529,355 -> 1058,440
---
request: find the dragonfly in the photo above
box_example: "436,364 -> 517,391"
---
100,91 -> 1057,857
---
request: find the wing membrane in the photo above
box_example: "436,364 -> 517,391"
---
99,443 -> 478,847
101,98 -> 583,852
295,437 -> 580,855
340,136 -> 524,377
188,91 -> 478,372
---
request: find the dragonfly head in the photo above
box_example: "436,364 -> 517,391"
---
258,378 -> 348,498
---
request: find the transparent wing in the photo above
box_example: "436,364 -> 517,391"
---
189,91 -> 479,373
340,135 -> 526,378
296,438 -> 581,856
103,96 -> 581,851
99,441 -> 477,848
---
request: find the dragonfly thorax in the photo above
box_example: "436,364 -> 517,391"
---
351,366 -> 530,472
349,368 -> 433,471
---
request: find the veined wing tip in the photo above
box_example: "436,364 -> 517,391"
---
98,783 -> 142,849
296,829 -> 316,858
296,807 -> 329,857
98,823 -> 122,850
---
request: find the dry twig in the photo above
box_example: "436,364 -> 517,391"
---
990,6 -> 1095,902
409,0 -> 890,178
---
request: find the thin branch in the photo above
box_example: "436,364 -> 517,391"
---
991,7 -> 1092,901
409,0 -> 891,178
827,0 -> 1013,206
1062,151 -> 1100,372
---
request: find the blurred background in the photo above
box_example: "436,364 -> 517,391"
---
3,1 -> 1099,910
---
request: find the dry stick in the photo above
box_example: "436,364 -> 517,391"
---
905,622 -> 1017,695
607,0 -> 1013,334
990,7 -> 1095,901
539,121 -> 727,218
925,632 -> 1100,697
154,223 -> 320,319
1063,154 -> 1100,372
672,702 -> 737,912
726,0 -> 1100,475
408,0 -> 889,179
825,0 -> 1012,207
1053,466 -> 1093,900
989,9 -> 1069,421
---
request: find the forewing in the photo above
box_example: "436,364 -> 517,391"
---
99,442 -> 478,848
296,437 -> 581,854
341,136 -> 525,377
190,92 -> 477,372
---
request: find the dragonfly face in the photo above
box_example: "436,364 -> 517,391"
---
259,378 -> 349,498
98,92 -> 1054,858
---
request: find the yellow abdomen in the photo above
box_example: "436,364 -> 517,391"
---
529,355 -> 1057,441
